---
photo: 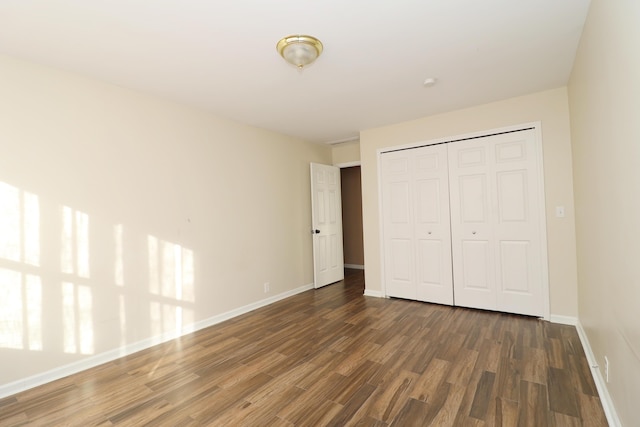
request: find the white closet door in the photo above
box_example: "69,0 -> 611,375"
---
448,141 -> 496,311
414,146 -> 453,305
448,130 -> 544,316
492,132 -> 544,315
381,144 -> 453,305
381,152 -> 415,300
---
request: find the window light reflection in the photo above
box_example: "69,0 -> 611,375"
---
23,192 -> 40,266
75,212 -> 90,279
0,182 -> 40,266
77,285 -> 94,354
147,236 -> 195,337
61,208 -> 73,275
61,207 -> 90,278
0,268 -> 24,349
0,181 -> 42,352
62,282 -> 94,355
62,282 -> 77,354
25,274 -> 43,351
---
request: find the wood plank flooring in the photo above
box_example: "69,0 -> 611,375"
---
0,269 -> 608,426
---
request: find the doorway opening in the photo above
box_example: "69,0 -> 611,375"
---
340,166 -> 364,271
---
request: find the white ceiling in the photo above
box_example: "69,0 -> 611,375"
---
0,0 -> 591,144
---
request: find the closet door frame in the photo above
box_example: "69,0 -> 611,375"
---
376,122 -> 550,320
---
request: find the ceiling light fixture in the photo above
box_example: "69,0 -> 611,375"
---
276,35 -> 323,69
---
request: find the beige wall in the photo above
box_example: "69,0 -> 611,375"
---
360,88 -> 578,318
568,0 -> 640,424
331,140 -> 361,165
340,167 -> 364,266
0,54 -> 331,388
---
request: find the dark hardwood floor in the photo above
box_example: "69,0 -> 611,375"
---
0,269 -> 608,426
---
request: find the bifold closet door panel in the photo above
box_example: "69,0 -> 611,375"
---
381,151 -> 415,300
381,144 -> 453,305
413,146 -> 453,305
491,131 -> 545,316
447,142 -> 497,311
448,130 -> 545,316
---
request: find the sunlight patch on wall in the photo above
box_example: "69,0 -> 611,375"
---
0,269 -> 43,351
150,301 -> 182,338
62,282 -> 76,354
60,206 -> 94,355
147,235 -> 195,337
23,193 -> 40,266
25,274 -> 42,350
181,248 -> 195,303
61,207 -> 90,278
0,182 -> 40,265
147,235 -> 195,303
62,282 -> 94,355
77,285 -> 93,354
0,268 -> 23,349
0,181 -> 43,351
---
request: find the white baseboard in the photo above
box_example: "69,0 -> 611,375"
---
363,289 -> 385,298
575,322 -> 622,427
551,315 -> 622,426
190,283 -> 314,332
6,289 -> 621,427
344,264 -> 365,270
549,314 -> 579,325
0,282 -> 314,399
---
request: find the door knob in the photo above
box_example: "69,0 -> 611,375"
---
312,229 -> 320,234
472,231 -> 477,235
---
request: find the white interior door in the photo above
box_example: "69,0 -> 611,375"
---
448,130 -> 545,316
381,144 -> 453,305
310,163 -> 344,288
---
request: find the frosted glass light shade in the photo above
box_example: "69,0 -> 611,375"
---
276,35 -> 323,68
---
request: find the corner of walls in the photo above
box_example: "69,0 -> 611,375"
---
567,1 -> 640,425
575,322 -> 623,427
549,315 -> 578,326
363,289 -> 384,298
549,317 -> 622,425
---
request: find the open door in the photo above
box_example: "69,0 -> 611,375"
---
310,163 -> 344,288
